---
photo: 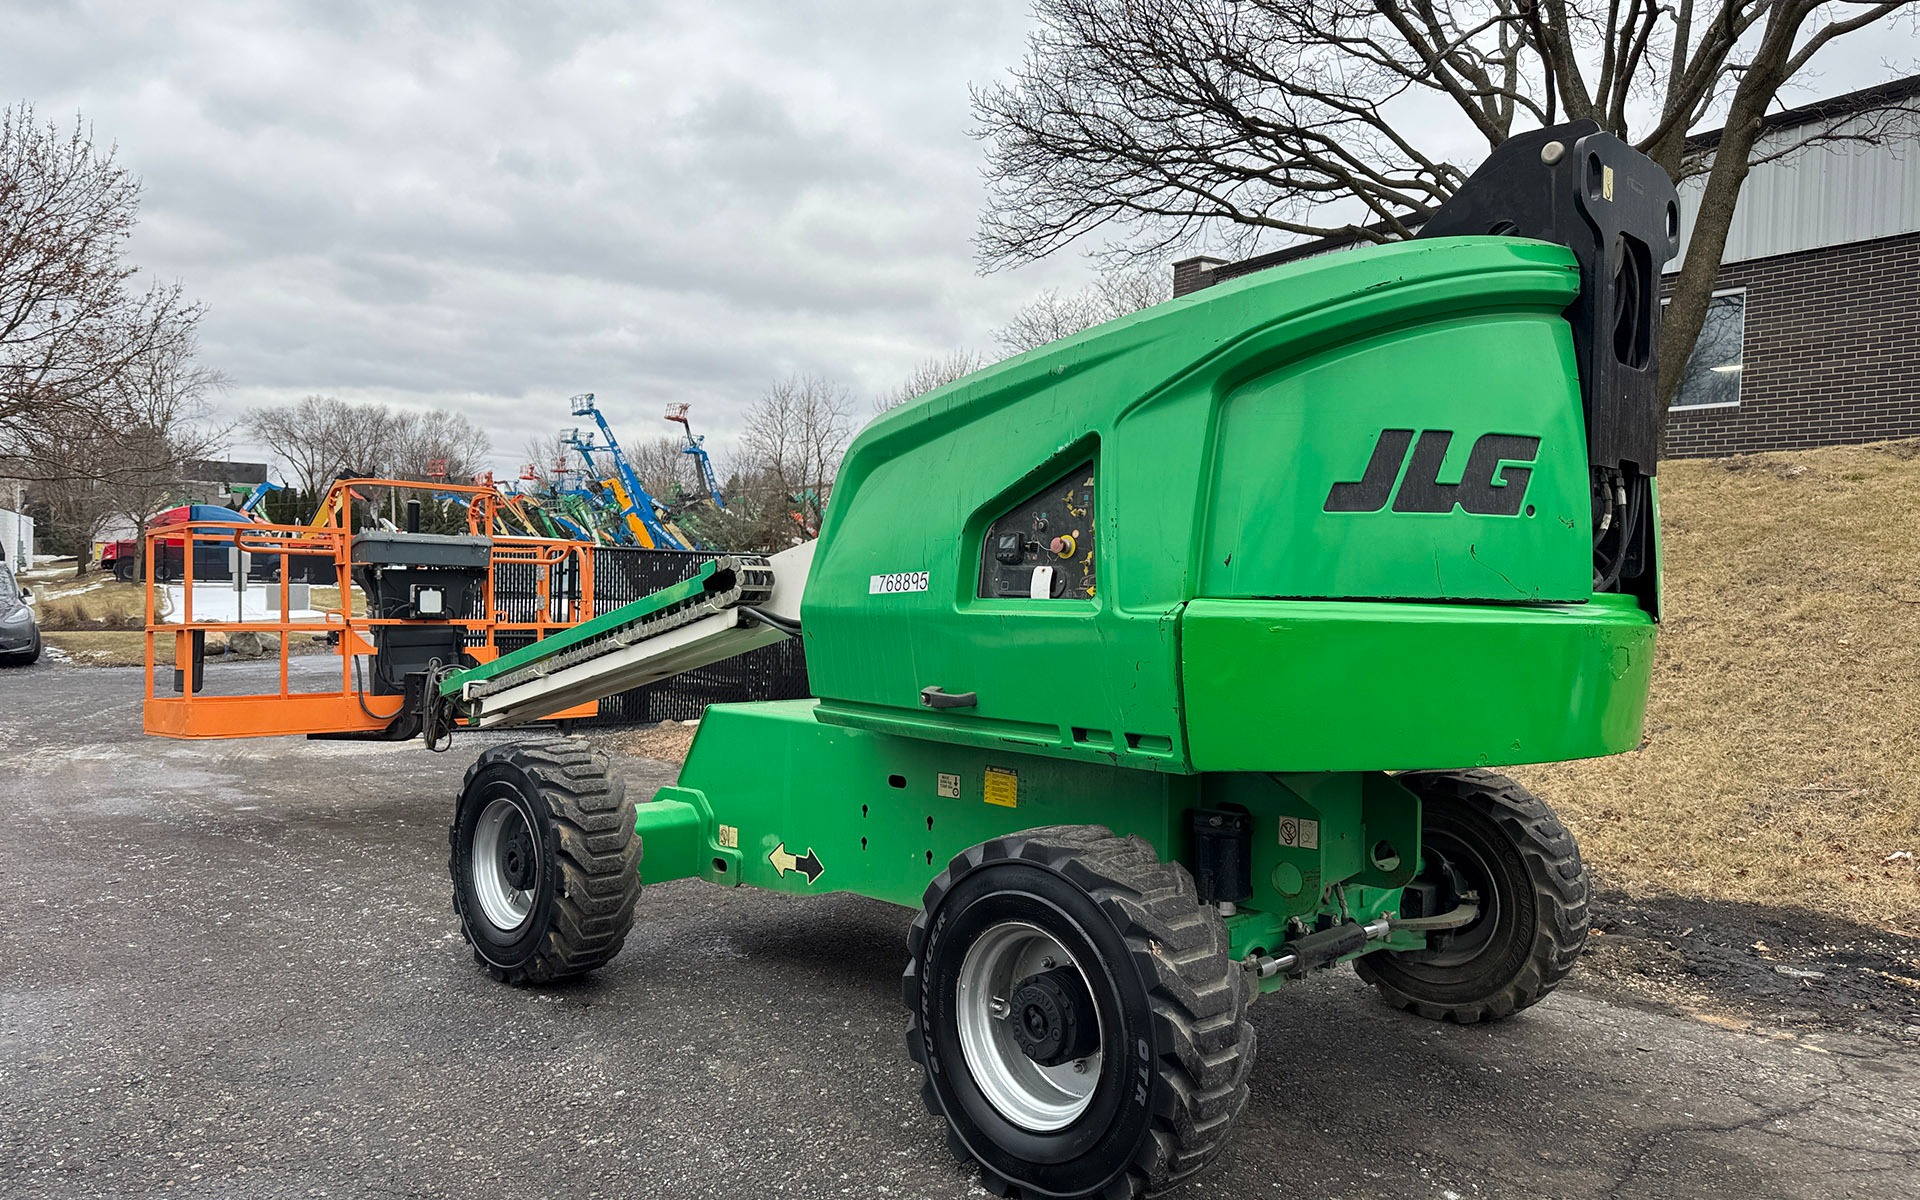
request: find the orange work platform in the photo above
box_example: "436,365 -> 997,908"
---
142,479 -> 599,740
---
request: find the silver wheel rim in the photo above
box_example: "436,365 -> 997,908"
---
956,920 -> 1103,1131
472,796 -> 537,931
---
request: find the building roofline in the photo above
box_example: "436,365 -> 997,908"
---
1686,73 -> 1920,152
1174,74 -> 1920,296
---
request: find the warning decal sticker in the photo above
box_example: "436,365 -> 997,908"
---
983,767 -> 1018,808
768,842 -> 825,884
1277,817 -> 1319,850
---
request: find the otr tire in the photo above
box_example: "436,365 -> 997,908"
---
905,826 -> 1256,1199
448,738 -> 641,985
1355,769 -> 1589,1023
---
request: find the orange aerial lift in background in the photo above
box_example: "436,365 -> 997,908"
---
142,478 -> 600,740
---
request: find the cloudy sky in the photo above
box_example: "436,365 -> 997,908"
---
5,1 -> 1915,479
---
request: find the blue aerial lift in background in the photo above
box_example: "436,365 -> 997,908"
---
664,403 -> 725,509
569,393 -> 690,551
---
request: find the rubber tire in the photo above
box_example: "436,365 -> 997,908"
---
113,558 -> 136,583
1354,770 -> 1589,1023
449,738 -> 641,985
905,825 -> 1256,1199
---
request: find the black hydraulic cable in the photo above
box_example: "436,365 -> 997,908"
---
350,652 -> 407,725
420,657 -> 461,753
1591,473 -> 1618,590
740,606 -> 801,637
1595,476 -> 1643,593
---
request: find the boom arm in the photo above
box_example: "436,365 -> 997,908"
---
560,430 -> 635,546
666,403 -> 726,508
439,541 -> 813,730
570,392 -> 688,550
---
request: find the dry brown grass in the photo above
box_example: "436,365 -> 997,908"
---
1514,438 -> 1920,934
37,593 -> 145,630
17,572 -> 148,630
42,631 -> 173,666
43,629 -> 337,667
18,564 -> 357,623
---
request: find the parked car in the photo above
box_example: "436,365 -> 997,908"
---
0,564 -> 41,666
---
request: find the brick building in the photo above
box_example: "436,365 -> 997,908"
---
1661,77 -> 1920,456
1174,77 -> 1920,459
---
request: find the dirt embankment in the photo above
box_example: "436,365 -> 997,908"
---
1513,438 -> 1920,937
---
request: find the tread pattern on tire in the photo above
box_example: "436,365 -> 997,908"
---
1355,769 -> 1589,1024
450,737 -> 642,985
904,824 -> 1258,1200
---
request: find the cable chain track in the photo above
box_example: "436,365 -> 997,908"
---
466,555 -> 775,700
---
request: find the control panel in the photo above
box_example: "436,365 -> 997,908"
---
977,462 -> 1097,599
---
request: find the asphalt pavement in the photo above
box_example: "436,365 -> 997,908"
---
2,657 -> 1916,1199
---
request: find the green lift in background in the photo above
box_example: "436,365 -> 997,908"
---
433,121 -> 1678,1198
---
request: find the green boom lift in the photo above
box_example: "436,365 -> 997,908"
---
423,123 -> 1679,1197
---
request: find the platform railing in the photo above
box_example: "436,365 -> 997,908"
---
142,510 -> 596,740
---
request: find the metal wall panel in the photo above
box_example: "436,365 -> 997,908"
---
1674,115 -> 1920,268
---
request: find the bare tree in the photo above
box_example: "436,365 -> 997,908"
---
2,103 -> 220,484
96,313 -> 224,568
29,437 -> 115,570
715,374 -> 855,546
1,104 -> 139,443
622,434 -> 694,502
247,396 -> 375,495
249,396 -> 492,533
995,262 -> 1171,355
974,0 -> 1919,403
522,432 -> 570,494
29,305 -> 224,573
876,350 -> 987,413
874,264 -> 1170,420
387,407 -> 490,482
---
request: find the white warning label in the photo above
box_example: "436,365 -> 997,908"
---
869,571 -> 929,594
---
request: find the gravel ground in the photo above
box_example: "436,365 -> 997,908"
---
2,656 -> 1917,1199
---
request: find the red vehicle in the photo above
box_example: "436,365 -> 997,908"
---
98,536 -> 140,581
99,505 -> 277,582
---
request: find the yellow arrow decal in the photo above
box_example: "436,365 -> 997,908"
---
767,842 -> 825,884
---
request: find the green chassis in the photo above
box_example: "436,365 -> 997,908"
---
634,684 -> 1628,992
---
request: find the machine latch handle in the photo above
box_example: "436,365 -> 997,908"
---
920,686 -> 977,710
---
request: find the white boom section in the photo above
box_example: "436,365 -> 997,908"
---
462,541 -> 814,730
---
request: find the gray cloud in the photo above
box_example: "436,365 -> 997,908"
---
6,1 -> 1914,474
5,0 -> 1097,469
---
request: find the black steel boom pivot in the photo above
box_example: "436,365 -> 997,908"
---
1417,121 -> 1682,477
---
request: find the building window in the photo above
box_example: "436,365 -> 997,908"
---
1669,290 -> 1745,410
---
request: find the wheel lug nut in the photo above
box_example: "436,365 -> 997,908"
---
989,997 -> 1010,1020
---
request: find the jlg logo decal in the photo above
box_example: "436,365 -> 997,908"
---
1324,430 -> 1540,516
